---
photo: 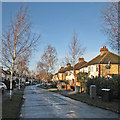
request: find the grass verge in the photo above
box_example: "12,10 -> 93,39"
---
67,93 -> 120,114
50,89 -> 120,114
2,86 -> 25,119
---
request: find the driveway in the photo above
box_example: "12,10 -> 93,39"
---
20,85 -> 119,119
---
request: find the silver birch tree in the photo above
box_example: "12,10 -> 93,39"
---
2,5 -> 40,99
68,32 -> 85,92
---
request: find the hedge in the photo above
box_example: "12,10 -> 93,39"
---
86,75 -> 120,99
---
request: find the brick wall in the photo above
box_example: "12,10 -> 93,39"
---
100,64 -> 120,77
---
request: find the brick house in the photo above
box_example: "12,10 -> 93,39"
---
53,73 -> 59,82
57,67 -> 66,81
80,46 -> 120,78
74,58 -> 87,74
55,58 -> 87,86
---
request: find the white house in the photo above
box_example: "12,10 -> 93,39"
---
80,46 -> 120,78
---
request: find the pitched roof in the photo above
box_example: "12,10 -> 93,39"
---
55,73 -> 58,75
58,58 -> 87,73
74,61 -> 87,70
59,65 -> 73,73
80,51 -> 120,68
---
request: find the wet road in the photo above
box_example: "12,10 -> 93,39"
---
20,85 -> 119,119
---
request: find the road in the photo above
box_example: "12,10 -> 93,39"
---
20,85 -> 119,119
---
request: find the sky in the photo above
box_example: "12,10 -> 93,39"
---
2,2 -> 114,73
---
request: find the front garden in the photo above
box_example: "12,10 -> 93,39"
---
49,74 -> 120,113
86,75 -> 120,99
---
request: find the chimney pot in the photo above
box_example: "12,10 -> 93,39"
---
79,58 -> 84,63
66,63 -> 71,67
100,46 -> 108,56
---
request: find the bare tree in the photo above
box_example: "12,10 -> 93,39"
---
102,2 -> 120,53
15,50 -> 30,89
37,61 -> 47,81
2,5 -> 40,99
37,45 -> 57,82
68,32 -> 85,92
60,55 -> 71,67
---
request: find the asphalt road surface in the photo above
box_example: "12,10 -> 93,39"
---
20,85 -> 119,119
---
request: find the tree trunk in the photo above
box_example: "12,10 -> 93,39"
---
10,59 -> 14,100
73,66 -> 77,92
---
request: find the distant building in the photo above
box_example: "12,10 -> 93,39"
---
57,67 -> 66,80
53,58 -> 87,86
53,73 -> 59,82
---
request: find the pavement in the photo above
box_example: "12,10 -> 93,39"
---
20,85 -> 119,119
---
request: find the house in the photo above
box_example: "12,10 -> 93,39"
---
80,46 -> 120,78
53,72 -> 59,82
53,64 -> 74,84
58,60 -> 87,86
53,58 -> 87,85
57,67 -> 66,80
74,58 -> 87,73
63,63 -> 74,85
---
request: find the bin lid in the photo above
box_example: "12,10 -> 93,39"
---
101,88 -> 111,91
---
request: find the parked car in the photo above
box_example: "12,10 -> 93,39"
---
46,81 -> 57,88
16,84 -> 19,87
46,81 -> 53,88
25,81 -> 30,85
0,82 -> 7,93
32,81 -> 37,85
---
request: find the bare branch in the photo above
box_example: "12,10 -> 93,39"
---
101,2 -> 119,51
37,45 -> 57,81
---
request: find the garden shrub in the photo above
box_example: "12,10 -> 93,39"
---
86,75 -> 120,99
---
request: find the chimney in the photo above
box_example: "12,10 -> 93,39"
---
66,63 -> 71,67
58,67 -> 64,72
100,46 -> 109,56
78,58 -> 84,63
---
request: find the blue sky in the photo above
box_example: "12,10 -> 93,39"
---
2,2 -> 113,72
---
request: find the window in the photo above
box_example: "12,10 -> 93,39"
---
59,74 -> 62,78
96,64 -> 98,71
88,66 -> 91,72
91,66 -> 93,72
